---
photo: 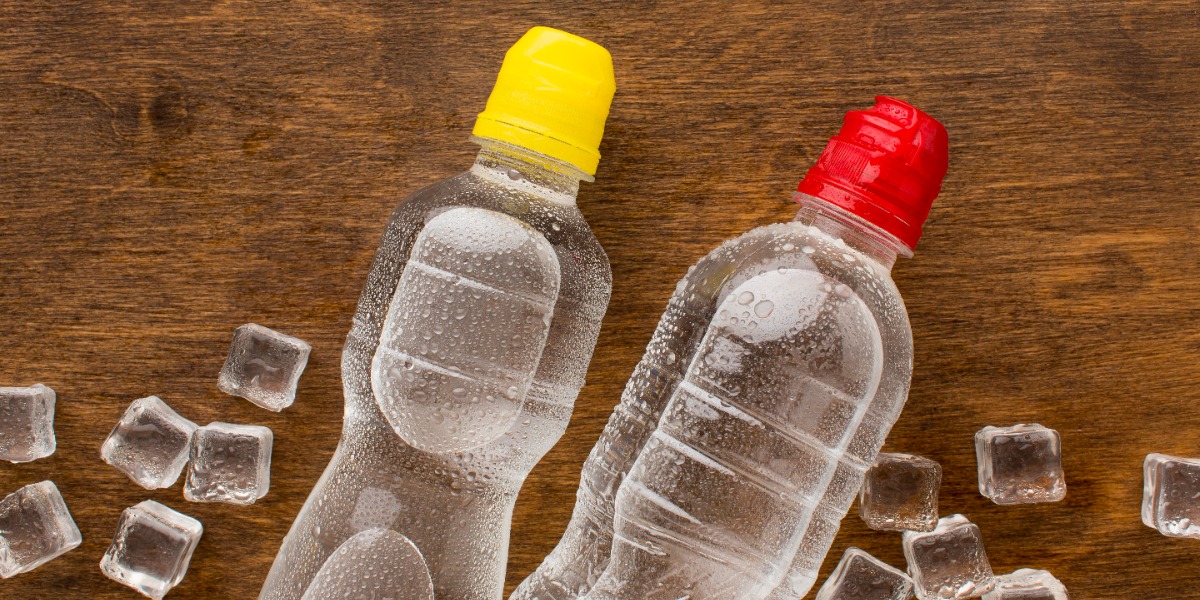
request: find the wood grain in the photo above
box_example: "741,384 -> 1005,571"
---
1,1 -> 1199,597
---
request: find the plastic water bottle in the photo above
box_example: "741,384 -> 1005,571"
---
259,26 -> 615,600
514,97 -> 948,600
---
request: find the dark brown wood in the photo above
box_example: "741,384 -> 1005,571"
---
2,1 -> 1199,597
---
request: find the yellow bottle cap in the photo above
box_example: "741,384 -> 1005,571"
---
472,27 -> 615,176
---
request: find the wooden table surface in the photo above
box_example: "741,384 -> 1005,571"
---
2,1 -> 1199,598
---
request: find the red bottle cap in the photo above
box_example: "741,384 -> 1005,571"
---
796,96 -> 948,251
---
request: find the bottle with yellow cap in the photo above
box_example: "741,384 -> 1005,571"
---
259,26 -> 616,600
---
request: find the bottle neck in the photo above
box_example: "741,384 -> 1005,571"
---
792,193 -> 909,270
470,136 -> 589,205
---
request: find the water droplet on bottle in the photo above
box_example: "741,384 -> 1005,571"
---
507,169 -> 522,181
754,300 -> 774,318
737,291 -> 755,305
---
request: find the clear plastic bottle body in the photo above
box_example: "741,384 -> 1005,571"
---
259,140 -> 611,600
517,198 -> 911,600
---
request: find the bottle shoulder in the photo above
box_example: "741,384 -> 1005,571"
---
390,170 -> 607,268
677,221 -> 912,350
699,222 -> 903,300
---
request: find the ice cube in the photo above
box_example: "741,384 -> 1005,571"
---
860,452 -> 942,532
183,422 -> 272,505
217,323 -> 310,411
974,424 -> 1065,505
815,546 -> 914,600
101,396 -> 198,490
981,569 -> 1068,600
100,500 -> 203,599
1142,453 -> 1200,538
902,514 -> 995,599
0,481 -> 81,578
0,383 -> 56,463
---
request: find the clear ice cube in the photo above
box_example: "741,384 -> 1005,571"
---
101,396 -> 198,490
974,424 -> 1065,505
1142,453 -> 1200,538
217,323 -> 310,412
183,422 -> 272,505
0,481 -> 81,578
981,569 -> 1068,600
814,546 -> 914,600
0,384 -> 56,463
902,514 -> 995,599
100,500 -> 203,599
860,452 -> 941,532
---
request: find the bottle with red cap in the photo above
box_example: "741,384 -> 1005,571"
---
513,96 -> 948,600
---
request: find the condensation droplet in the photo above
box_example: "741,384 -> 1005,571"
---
754,300 -> 774,318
